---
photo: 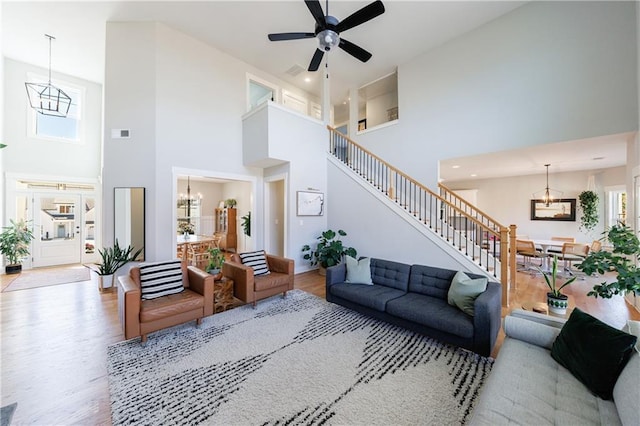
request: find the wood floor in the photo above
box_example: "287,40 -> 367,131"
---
1,266 -> 638,425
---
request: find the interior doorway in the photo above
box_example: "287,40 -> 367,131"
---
264,177 -> 286,257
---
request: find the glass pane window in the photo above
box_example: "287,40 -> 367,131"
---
27,73 -> 83,142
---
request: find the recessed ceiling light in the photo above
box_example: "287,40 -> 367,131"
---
304,77 -> 311,83
452,165 -> 460,169
470,174 -> 477,177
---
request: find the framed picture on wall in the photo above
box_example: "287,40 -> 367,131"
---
358,119 -> 367,131
297,191 -> 324,216
530,198 -> 576,221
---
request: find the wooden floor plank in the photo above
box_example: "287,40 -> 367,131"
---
1,265 -> 637,425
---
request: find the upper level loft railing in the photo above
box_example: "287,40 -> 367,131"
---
327,126 -> 515,306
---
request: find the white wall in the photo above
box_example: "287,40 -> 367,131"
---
446,166 -> 626,242
366,90 -> 398,128
352,1 -> 638,190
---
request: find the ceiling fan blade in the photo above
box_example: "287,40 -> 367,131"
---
268,32 -> 315,41
336,0 -> 385,33
308,48 -> 325,71
339,38 -> 372,63
305,0 -> 326,29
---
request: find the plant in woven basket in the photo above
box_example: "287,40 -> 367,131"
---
302,229 -> 357,269
578,190 -> 599,232
577,222 -> 640,298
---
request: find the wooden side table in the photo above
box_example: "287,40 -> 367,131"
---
214,277 -> 234,313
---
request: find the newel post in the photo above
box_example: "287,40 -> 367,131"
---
499,226 -> 509,307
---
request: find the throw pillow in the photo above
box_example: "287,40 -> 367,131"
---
550,308 -> 637,400
139,260 -> 184,300
239,250 -> 270,276
447,271 -> 487,316
345,256 -> 373,284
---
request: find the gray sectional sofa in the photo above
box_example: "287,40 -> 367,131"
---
325,258 -> 502,356
470,309 -> 639,425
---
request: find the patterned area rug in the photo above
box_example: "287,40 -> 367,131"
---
3,265 -> 90,292
107,290 -> 493,425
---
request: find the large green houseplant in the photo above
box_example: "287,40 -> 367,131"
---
577,222 -> 640,298
0,219 -> 35,274
302,229 -> 357,274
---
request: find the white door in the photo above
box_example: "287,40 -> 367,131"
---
32,193 -> 83,267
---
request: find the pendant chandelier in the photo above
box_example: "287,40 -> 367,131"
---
25,34 -> 71,118
178,177 -> 202,219
533,164 -> 563,207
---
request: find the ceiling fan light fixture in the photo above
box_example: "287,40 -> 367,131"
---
317,29 -> 339,51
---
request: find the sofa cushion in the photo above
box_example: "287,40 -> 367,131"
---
470,336 -> 621,425
254,272 -> 290,292
369,258 -> 410,291
138,260 -> 185,300
612,352 -> 639,426
345,256 -> 372,284
329,283 -> 405,312
239,250 -> 270,276
140,288 -> 204,322
408,265 -> 484,300
447,271 -> 487,316
386,293 -> 474,338
551,308 -> 637,400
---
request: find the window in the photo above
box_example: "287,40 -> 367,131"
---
28,73 -> 84,142
605,187 -> 626,227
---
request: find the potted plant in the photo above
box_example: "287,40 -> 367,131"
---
578,190 -> 599,232
0,219 -> 35,274
93,240 -> 143,291
302,229 -> 357,275
241,211 -> 251,237
577,222 -> 640,299
536,255 -> 577,315
206,247 -> 225,280
225,198 -> 237,209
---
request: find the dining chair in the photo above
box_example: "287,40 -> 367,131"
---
187,241 -> 214,270
548,236 -> 576,254
515,239 -> 546,274
558,242 -> 589,276
590,240 -> 602,253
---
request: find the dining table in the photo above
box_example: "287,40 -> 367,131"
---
530,239 -> 566,272
176,234 -> 217,261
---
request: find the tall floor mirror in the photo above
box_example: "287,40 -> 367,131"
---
114,187 -> 145,261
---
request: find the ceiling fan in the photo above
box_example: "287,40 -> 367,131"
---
268,0 -> 385,72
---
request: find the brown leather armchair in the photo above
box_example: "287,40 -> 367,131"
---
223,253 -> 294,307
118,260 -> 214,343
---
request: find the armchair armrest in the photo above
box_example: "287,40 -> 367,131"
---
473,281 -> 502,357
118,274 -> 141,340
187,265 -> 214,317
266,255 -> 294,275
223,260 -> 254,303
326,263 -> 346,287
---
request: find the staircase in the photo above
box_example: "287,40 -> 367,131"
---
328,126 -> 516,306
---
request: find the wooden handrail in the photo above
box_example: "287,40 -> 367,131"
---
439,182 -> 505,231
327,125 -> 515,307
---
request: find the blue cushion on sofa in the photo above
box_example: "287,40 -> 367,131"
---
329,283 -> 405,312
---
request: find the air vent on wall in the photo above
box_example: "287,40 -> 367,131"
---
111,129 -> 130,139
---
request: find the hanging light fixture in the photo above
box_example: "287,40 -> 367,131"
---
25,34 -> 71,118
533,164 -> 563,207
178,176 -> 202,220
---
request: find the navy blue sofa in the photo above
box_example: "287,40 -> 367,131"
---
325,258 -> 502,357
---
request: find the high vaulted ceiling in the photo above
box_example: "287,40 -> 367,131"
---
2,1 -> 525,103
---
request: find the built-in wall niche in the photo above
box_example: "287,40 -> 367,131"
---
358,71 -> 398,130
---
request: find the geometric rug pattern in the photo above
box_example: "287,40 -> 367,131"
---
108,290 -> 493,425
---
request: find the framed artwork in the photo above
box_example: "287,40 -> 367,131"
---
530,198 -> 576,221
297,191 -> 324,216
358,119 -> 367,131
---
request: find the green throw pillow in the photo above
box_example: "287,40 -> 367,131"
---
551,308 -> 637,400
345,256 -> 373,285
447,271 -> 487,316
